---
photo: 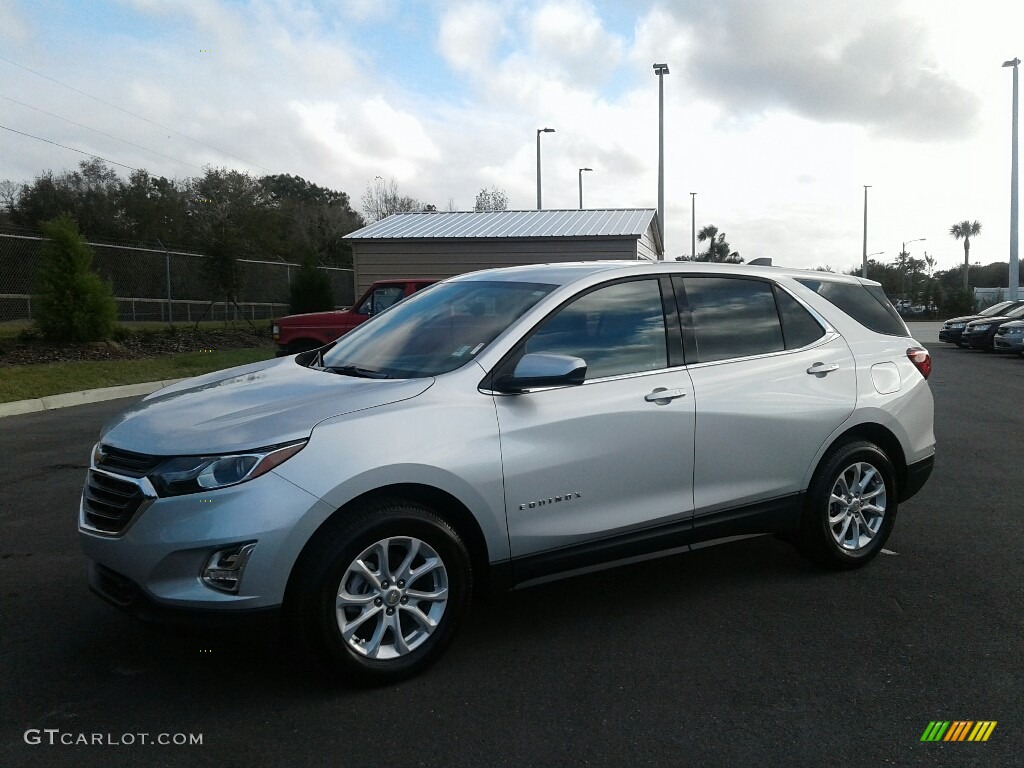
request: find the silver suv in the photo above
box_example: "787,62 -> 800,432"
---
80,261 -> 935,684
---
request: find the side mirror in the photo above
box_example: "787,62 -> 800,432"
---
493,353 -> 587,393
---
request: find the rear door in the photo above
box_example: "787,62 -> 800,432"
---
676,276 -> 857,515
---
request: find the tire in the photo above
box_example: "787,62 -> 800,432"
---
288,499 -> 472,686
797,440 -> 897,570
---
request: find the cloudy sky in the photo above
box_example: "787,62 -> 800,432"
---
1,0 -> 1021,272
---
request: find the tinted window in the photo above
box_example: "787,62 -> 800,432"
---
358,285 -> 404,315
524,279 -> 668,380
774,286 -> 825,349
684,277 -> 784,362
796,279 -> 908,337
322,280 -> 555,377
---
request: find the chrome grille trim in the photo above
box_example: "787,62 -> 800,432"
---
79,467 -> 157,537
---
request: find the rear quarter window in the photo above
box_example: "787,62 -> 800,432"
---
796,279 -> 908,337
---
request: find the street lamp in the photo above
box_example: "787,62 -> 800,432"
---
1004,57 -> 1020,300
578,167 -> 592,209
653,63 -> 670,254
690,192 -> 697,259
862,185 -> 871,278
536,127 -> 555,209
900,238 -> 925,301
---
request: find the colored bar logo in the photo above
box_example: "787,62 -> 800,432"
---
921,721 -> 997,742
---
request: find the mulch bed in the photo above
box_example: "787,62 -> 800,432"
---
0,327 -> 275,367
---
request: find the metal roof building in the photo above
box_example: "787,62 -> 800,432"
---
343,208 -> 663,293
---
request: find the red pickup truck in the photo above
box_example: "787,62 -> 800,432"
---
273,278 -> 436,355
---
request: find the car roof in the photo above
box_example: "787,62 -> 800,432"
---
450,260 -> 878,289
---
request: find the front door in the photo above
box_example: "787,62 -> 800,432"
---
492,278 -> 696,562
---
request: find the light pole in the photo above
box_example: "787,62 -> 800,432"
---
690,192 -> 697,259
901,238 -> 925,302
578,167 -> 592,209
862,185 -> 871,278
1004,58 -> 1020,300
536,127 -> 555,209
653,63 -> 670,254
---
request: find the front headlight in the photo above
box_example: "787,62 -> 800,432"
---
149,440 -> 306,496
968,324 -> 990,332
949,322 -> 966,329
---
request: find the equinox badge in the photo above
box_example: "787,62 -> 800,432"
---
519,492 -> 582,510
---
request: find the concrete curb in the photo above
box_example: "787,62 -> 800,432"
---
0,379 -> 186,419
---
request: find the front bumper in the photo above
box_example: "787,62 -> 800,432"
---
79,469 -> 333,613
993,333 -> 1024,353
938,327 -> 964,343
962,331 -> 995,349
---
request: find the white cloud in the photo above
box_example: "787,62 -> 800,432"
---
437,1 -> 508,73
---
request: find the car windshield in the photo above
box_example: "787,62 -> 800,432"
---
319,280 -> 556,378
1005,304 -> 1024,318
979,301 -> 1013,316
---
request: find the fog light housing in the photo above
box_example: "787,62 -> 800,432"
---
201,542 -> 257,593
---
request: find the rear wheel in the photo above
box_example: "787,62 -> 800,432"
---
289,500 -> 471,686
798,440 -> 897,569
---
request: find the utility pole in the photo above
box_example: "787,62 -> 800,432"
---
653,63 -> 670,257
862,185 -> 871,278
1005,58 -> 1020,299
690,192 -> 696,259
536,127 -> 555,209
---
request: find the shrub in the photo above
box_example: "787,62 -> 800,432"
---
289,260 -> 335,314
33,214 -> 118,341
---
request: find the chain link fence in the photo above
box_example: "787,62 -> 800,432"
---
0,231 -> 354,324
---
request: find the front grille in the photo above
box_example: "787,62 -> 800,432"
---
96,445 -> 164,478
82,470 -> 148,534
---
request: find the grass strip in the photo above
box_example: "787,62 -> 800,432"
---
0,348 -> 276,403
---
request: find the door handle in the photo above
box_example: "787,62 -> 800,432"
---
645,387 -> 688,403
806,362 -> 840,375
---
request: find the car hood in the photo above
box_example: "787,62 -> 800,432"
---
966,316 -> 1013,327
99,357 -> 433,455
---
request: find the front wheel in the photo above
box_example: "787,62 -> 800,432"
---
798,440 -> 897,569
289,500 -> 472,686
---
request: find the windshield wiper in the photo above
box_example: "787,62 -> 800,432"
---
322,365 -> 392,379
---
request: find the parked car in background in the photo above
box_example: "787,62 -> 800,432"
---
993,319 -> 1024,355
938,300 -> 1024,346
79,261 -> 934,685
273,279 -> 436,355
960,303 -> 1024,350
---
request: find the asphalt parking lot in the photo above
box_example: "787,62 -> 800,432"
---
1,324 -> 1021,767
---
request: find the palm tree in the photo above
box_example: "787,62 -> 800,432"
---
696,225 -> 719,260
696,224 -> 743,263
950,220 -> 982,291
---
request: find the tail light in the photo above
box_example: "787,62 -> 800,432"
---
907,347 -> 931,380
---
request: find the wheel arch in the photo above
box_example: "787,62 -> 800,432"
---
813,422 -> 908,498
285,483 -> 497,606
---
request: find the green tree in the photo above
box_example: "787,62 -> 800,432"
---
950,220 -> 982,291
33,214 -> 117,341
289,258 -> 335,314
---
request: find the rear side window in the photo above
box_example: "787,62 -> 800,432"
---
774,287 -> 825,349
683,277 -> 784,362
796,279 -> 908,337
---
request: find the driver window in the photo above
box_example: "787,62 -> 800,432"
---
525,279 -> 668,380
